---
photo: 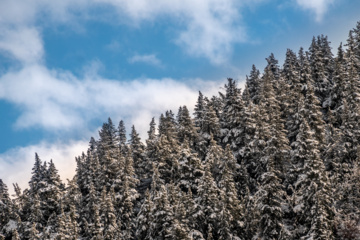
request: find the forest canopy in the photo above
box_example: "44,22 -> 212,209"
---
1,21 -> 360,240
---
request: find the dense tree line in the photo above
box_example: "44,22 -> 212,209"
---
1,21 -> 360,240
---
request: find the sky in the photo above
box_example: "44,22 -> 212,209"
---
0,0 -> 359,194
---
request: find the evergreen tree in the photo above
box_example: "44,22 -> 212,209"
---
177,141 -> 203,193
135,189 -> 153,239
244,64 -> 262,104
118,119 -> 128,154
0,179 -> 12,231
292,118 -> 334,239
195,164 -> 221,239
197,102 -> 221,159
177,105 -> 198,147
148,185 -> 174,239
129,125 -> 147,179
309,36 -> 332,106
91,204 -> 103,240
100,188 -> 121,240
194,91 -> 206,129
254,156 -> 288,240
258,68 -> 290,179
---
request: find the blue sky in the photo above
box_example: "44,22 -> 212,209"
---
0,0 -> 359,192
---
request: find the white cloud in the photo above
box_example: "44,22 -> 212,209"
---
128,54 -> 163,67
0,0 -> 250,65
0,27 -> 44,64
0,63 -> 223,135
296,0 -> 334,22
0,140 -> 89,196
98,0 -> 246,64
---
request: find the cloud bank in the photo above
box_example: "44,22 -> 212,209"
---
0,64 -> 223,132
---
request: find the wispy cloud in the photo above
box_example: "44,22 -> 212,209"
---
295,0 -> 334,22
105,40 -> 121,51
0,64 -> 223,134
101,0 -> 247,65
0,0 -> 254,65
0,26 -> 44,64
128,54 -> 163,67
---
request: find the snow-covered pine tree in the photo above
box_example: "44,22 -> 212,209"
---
177,141 -> 203,194
195,163 -> 222,239
100,187 -> 121,240
292,117 -> 334,239
217,155 -> 245,238
129,125 -> 147,179
254,155 -> 288,240
220,78 -> 244,150
151,112 -> 181,184
118,119 -> 127,154
309,36 -> 333,106
0,179 -> 20,239
258,67 -> 290,180
148,185 -> 175,239
0,179 -> 12,230
194,91 -> 206,130
177,105 -> 199,148
244,64 -> 262,104
197,101 -> 221,159
135,189 -> 153,239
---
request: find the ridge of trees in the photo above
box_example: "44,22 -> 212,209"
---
1,21 -> 360,240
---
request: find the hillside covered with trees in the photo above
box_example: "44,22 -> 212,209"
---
1,21 -> 360,240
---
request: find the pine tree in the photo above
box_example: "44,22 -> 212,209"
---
28,153 -> 46,194
304,83 -> 326,148
254,156 -> 288,240
151,111 -> 182,184
0,179 -> 12,231
100,188 -> 121,240
119,179 -> 136,239
194,91 -> 206,129
244,64 -> 262,104
118,119 -> 128,154
292,118 -> 334,239
266,53 -> 281,81
177,105 -> 198,147
309,36 -> 332,106
197,102 -> 221,159
195,164 -> 221,238
258,67 -> 290,179
177,141 -> 203,193
218,158 -> 245,238
129,125 -> 147,179
327,43 -> 347,125
91,204 -> 103,240
220,78 -> 244,149
135,189 -> 153,239
43,160 -> 63,227
148,185 -> 174,239
145,117 -> 157,177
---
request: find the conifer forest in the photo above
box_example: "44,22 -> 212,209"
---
2,22 -> 360,240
